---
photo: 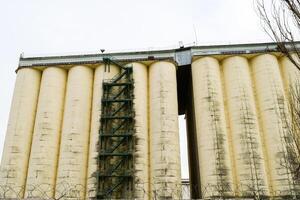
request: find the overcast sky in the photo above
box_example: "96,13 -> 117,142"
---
0,0 -> 271,179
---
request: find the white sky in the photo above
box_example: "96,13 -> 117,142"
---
0,0 -> 271,179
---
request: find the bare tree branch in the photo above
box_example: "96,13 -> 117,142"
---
256,0 -> 300,71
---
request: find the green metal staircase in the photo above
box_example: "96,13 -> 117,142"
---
96,58 -> 135,199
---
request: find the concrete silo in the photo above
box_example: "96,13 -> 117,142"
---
0,68 -> 41,198
222,56 -> 269,197
25,67 -> 67,198
191,57 -> 234,198
251,54 -> 296,197
149,61 -> 182,199
55,66 -> 93,199
131,62 -> 149,200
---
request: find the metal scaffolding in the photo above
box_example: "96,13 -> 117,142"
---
96,58 -> 135,199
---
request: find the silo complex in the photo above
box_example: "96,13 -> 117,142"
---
0,42 -> 300,199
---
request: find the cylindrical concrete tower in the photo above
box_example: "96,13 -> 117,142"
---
0,68 -> 41,198
25,67 -> 67,198
222,56 -> 269,197
55,66 -> 93,199
251,54 -> 296,197
149,61 -> 181,199
192,57 -> 234,198
131,62 -> 149,200
86,64 -> 120,199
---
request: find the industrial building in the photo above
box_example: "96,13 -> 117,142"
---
0,42 -> 300,199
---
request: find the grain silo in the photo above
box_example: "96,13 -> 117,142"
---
0,42 -> 300,200
149,61 -> 182,199
251,54 -> 297,197
222,56 -> 269,198
25,67 -> 67,198
0,68 -> 41,198
191,57 -> 234,198
54,66 -> 93,199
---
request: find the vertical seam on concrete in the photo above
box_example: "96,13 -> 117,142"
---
84,67 -> 95,198
159,62 -> 163,196
147,63 -> 151,200
53,69 -> 69,195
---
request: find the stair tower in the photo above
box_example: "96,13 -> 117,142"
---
96,58 -> 135,199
